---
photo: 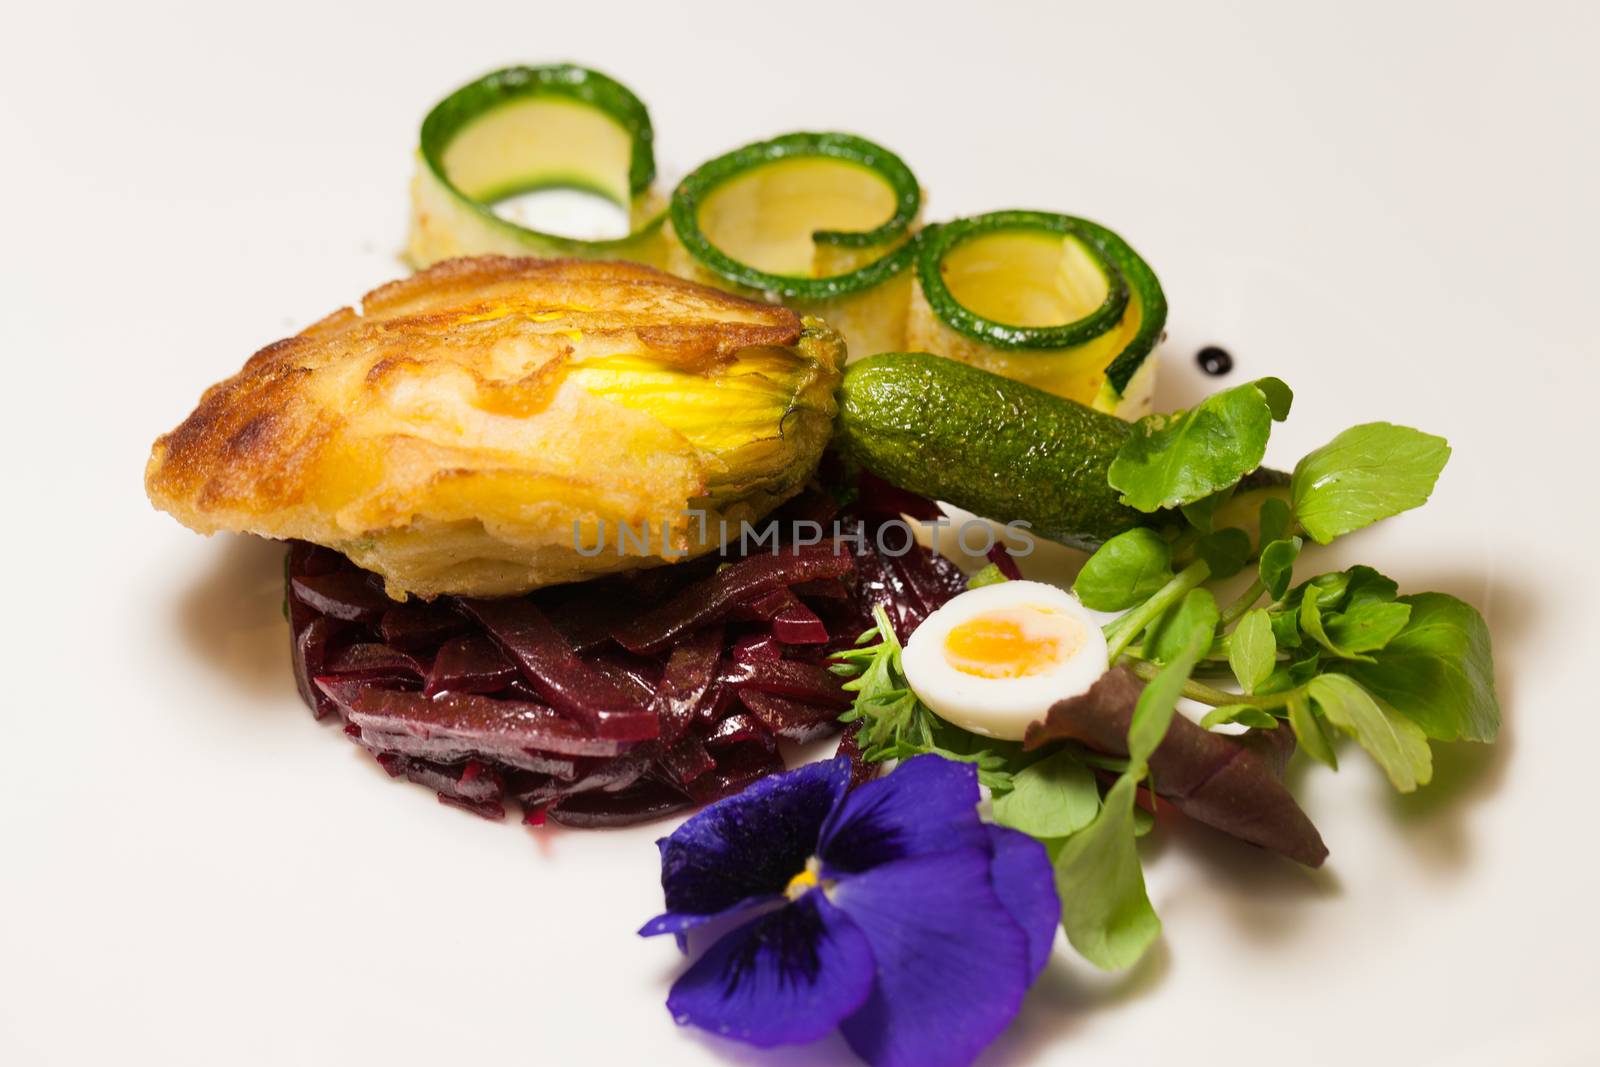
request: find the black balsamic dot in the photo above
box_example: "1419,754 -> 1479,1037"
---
1197,346 -> 1233,376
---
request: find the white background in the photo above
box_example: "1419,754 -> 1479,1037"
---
3,2 -> 1598,1064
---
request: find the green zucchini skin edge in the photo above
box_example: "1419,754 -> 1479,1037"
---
834,352 -> 1147,550
418,64 -> 663,256
669,131 -> 922,301
915,210 -> 1169,395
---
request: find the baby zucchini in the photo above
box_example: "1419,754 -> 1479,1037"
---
908,211 -> 1167,417
668,132 -> 922,359
835,352 -> 1145,549
407,65 -> 669,268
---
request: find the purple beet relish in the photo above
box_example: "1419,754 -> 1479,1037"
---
287,479 -> 967,825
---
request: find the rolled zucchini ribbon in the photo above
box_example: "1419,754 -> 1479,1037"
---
909,211 -> 1167,416
407,65 -> 669,268
407,72 -> 1167,417
667,132 -> 922,360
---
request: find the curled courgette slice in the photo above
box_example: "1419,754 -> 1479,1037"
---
668,132 -> 922,359
908,210 -> 1167,416
407,65 -> 668,268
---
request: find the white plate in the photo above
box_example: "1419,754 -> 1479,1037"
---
3,3 -> 1597,1065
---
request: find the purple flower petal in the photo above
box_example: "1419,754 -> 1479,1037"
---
638,896 -> 783,940
641,757 -> 851,937
666,893 -> 876,1047
831,849 -> 1032,1067
818,754 -> 990,873
985,825 -> 1060,981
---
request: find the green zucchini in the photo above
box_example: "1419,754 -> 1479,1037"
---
407,65 -> 669,268
834,352 -> 1145,549
668,132 -> 922,359
907,211 -> 1167,417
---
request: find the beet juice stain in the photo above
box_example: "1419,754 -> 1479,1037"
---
1197,346 -> 1233,376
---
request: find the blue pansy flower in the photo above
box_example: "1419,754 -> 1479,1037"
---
640,754 -> 1060,1067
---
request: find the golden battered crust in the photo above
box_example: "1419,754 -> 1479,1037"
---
145,257 -> 843,598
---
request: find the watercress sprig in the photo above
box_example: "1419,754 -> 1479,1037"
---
1052,593 -> 1216,968
832,605 -> 1020,790
1083,377 -> 1496,793
831,375 -> 1497,979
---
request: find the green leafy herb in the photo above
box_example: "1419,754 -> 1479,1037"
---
1291,423 -> 1451,544
1073,528 -> 1172,611
1323,596 -> 1411,656
1049,596 -> 1218,970
833,606 -> 1021,790
1341,565 -> 1400,608
1103,560 -> 1211,663
1052,774 -> 1161,970
1268,608 -> 1303,651
1307,674 -> 1432,792
1227,609 -> 1276,694
1180,485 -> 1234,533
1299,593 -> 1378,663
966,562 -> 1010,589
1108,378 -> 1291,512
1258,536 -> 1301,600
1200,703 -> 1278,730
993,749 -> 1100,838
1285,565 -> 1411,663
1132,805 -> 1155,837
1130,590 -> 1216,766
831,371 -> 1495,979
1287,690 -> 1338,769
1253,377 -> 1294,420
1144,588 -> 1220,670
1288,570 -> 1354,612
1346,592 -> 1499,742
1196,527 -> 1252,580
1257,494 -> 1292,549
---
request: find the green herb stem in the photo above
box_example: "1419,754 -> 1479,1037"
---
1104,560 -> 1211,662
1219,578 -> 1267,626
1066,744 -> 1133,774
1127,658 -> 1299,711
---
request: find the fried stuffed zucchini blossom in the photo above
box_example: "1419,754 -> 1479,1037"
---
145,257 -> 843,598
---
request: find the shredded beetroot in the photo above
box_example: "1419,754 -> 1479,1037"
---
771,598 -> 830,645
652,626 -> 723,746
375,753 -> 506,808
322,682 -> 638,762
462,599 -> 649,724
425,635 -> 517,697
323,643 -> 427,685
857,469 -> 945,523
685,743 -> 783,805
835,722 -> 881,790
731,633 -> 782,664
546,782 -> 695,828
734,587 -> 799,622
285,473 -> 967,826
293,616 -> 342,721
739,691 -> 842,744
379,602 -> 468,650
658,735 -> 718,785
290,571 -> 396,623
723,658 -> 852,708
611,545 -> 853,654
849,521 -> 968,641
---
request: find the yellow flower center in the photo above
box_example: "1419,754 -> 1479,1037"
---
785,857 -> 825,900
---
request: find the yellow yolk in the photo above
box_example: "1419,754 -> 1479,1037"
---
902,581 -> 1111,741
942,606 -> 1087,680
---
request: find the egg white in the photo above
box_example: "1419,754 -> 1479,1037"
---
902,580 -> 1110,741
